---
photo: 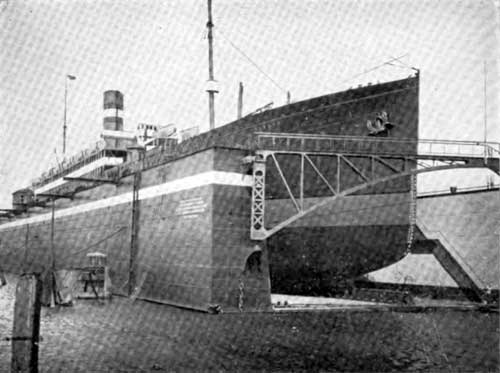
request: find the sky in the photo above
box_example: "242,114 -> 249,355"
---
0,0 -> 499,208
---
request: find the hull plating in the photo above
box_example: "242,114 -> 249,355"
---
0,77 -> 419,311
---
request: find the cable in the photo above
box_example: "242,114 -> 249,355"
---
57,226 -> 127,262
388,55 -> 419,72
386,62 -> 410,70
339,53 -> 410,85
217,28 -> 288,94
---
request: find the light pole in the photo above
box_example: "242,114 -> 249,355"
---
63,74 -> 76,155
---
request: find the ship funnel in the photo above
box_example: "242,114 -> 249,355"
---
102,90 -> 124,148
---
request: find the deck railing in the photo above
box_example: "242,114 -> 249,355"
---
31,140 -> 107,189
418,184 -> 499,198
255,132 -> 500,159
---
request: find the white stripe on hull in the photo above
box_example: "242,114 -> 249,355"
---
1,171 -> 252,230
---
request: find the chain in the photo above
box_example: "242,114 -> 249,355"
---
405,173 -> 417,254
238,279 -> 244,312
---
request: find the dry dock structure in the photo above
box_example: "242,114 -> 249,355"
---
0,74 -> 498,312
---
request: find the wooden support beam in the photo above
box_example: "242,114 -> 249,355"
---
63,176 -> 118,184
11,273 -> 42,373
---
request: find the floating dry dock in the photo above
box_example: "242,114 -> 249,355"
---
0,75 -> 498,312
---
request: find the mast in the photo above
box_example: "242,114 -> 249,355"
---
63,79 -> 68,154
237,82 -> 243,119
63,74 -> 76,154
483,60 -> 487,146
206,0 -> 216,130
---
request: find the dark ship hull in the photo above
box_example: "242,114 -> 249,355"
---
0,76 -> 419,311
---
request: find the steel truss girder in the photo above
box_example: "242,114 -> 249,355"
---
250,150 -> 498,240
250,161 -> 266,234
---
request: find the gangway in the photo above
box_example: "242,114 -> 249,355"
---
250,133 -> 499,240
249,133 -> 499,302
255,133 -> 499,167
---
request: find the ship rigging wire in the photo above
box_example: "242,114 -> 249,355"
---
57,226 -> 127,263
2,226 -> 128,274
216,27 -> 288,95
337,53 -> 412,86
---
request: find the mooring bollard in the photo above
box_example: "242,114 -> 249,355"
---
11,273 -> 42,373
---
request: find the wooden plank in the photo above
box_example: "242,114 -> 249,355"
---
11,273 -> 43,373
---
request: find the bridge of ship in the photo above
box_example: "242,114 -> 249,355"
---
249,132 -> 500,241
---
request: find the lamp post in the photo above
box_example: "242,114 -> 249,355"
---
63,74 -> 76,155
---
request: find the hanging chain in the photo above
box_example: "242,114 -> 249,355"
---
405,173 -> 417,254
238,279 -> 244,312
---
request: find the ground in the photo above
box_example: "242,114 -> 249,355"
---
0,275 -> 498,372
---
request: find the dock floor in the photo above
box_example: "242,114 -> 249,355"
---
1,276 -> 498,372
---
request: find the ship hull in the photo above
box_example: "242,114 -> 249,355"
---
268,225 -> 409,295
265,192 -> 411,295
0,148 -> 413,311
0,77 -> 419,311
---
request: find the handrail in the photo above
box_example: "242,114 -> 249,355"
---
418,184 -> 499,198
255,132 -> 500,158
255,132 -> 500,148
31,140 -> 107,189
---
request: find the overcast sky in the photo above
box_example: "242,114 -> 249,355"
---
0,0 -> 499,207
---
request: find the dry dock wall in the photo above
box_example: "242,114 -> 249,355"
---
368,189 -> 500,290
0,148 -> 272,312
211,149 -> 272,311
